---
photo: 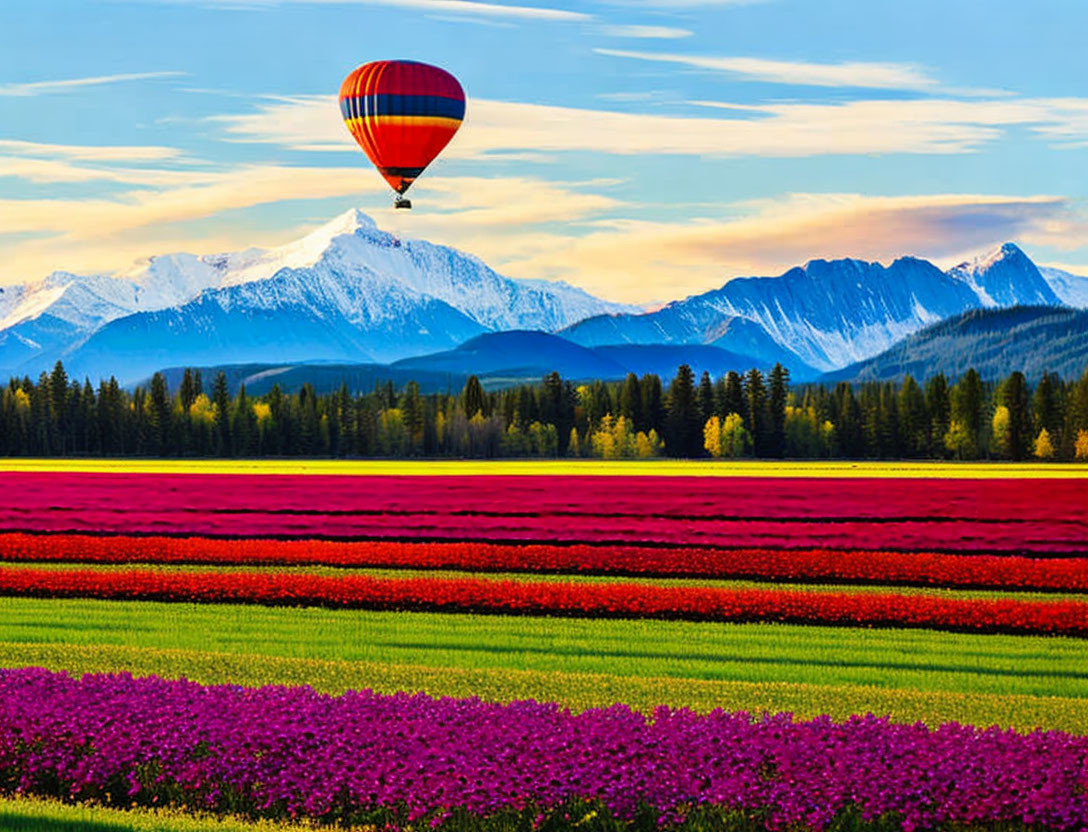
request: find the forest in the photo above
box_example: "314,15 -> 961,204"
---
2,361 -> 1088,460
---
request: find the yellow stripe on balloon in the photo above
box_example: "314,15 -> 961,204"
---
344,116 -> 463,131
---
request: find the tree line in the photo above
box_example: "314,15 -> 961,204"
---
2,361 -> 1088,460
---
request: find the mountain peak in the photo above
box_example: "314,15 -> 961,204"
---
316,208 -> 379,239
954,242 -> 1026,274
947,242 -> 1059,308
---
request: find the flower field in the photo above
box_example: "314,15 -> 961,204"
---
4,533 -> 1087,591
0,462 -> 1085,831
4,667 -> 1087,831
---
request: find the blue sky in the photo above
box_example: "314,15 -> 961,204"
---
2,0 -> 1088,302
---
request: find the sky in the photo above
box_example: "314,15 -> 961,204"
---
2,0 -> 1088,304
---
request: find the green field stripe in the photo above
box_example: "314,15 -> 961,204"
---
8,562 -> 1086,603
2,641 -> 1085,734
0,795 -> 310,832
0,598 -> 1083,699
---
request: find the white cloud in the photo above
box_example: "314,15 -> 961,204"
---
600,24 -> 692,38
0,140 -> 180,162
0,71 -> 184,97
489,193 -> 1083,302
213,93 -> 1088,159
154,0 -> 589,20
594,48 -> 939,90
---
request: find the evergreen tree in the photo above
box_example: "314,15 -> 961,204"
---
897,375 -> 928,458
179,368 -> 198,413
463,375 -> 486,418
618,373 -> 643,429
719,371 -> 746,424
744,368 -> 769,457
1032,371 -> 1062,447
697,371 -> 715,426
231,384 -> 258,457
949,369 -> 985,458
400,381 -> 425,453
212,371 -> 232,455
148,372 -> 173,456
664,364 -> 701,457
997,371 -> 1033,461
767,363 -> 789,458
924,373 -> 951,457
639,374 -> 665,437
49,361 -> 69,454
832,382 -> 864,458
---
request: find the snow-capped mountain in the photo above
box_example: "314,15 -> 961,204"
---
1,218 -> 1078,385
1,209 -> 635,381
1040,266 -> 1088,308
562,243 -> 1067,373
946,243 -> 1061,307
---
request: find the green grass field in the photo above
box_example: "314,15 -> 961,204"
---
2,458 -> 1086,478
2,597 -> 1084,732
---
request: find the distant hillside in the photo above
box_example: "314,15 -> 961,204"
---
158,362 -> 468,397
154,332 -> 794,396
825,306 -> 1088,383
392,331 -> 628,381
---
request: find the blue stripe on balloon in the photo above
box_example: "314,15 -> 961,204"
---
340,93 -> 465,120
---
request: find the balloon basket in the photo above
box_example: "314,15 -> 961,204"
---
394,197 -> 412,210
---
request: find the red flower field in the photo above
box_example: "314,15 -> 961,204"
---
1,565 -> 1084,636
3,533 -> 1085,592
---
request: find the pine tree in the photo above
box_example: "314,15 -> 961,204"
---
950,369 -> 985,458
896,375 -> 928,457
212,371 -> 232,456
1032,371 -> 1062,448
719,371 -> 746,424
832,382 -> 864,458
49,361 -> 69,455
148,372 -> 173,456
664,364 -> 701,457
639,375 -> 665,436
179,368 -> 198,413
744,368 -> 769,457
924,373 -> 950,457
997,371 -> 1033,461
697,371 -> 715,426
463,375 -> 486,419
618,373 -> 643,429
767,363 -> 789,458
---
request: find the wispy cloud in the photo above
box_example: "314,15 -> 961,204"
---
210,93 -> 1088,160
151,0 -> 589,21
0,140 -> 181,162
485,193 -> 1082,302
600,24 -> 692,38
603,0 -> 768,6
594,48 -> 940,90
0,71 -> 184,97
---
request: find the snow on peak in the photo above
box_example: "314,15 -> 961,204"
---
953,242 -> 1025,276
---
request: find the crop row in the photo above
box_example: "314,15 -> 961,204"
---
4,533 -> 1085,592
4,471 -> 1083,521
4,511 -> 1086,553
8,597 -> 1082,699
5,639 -> 1088,735
3,668 -> 1086,831
0,566 -> 1084,636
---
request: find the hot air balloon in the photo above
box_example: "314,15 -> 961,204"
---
339,60 -> 465,209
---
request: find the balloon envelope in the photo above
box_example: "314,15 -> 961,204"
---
339,60 -> 465,195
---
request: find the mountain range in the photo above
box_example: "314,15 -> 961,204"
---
826,306 -> 1088,384
2,207 -> 1087,387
